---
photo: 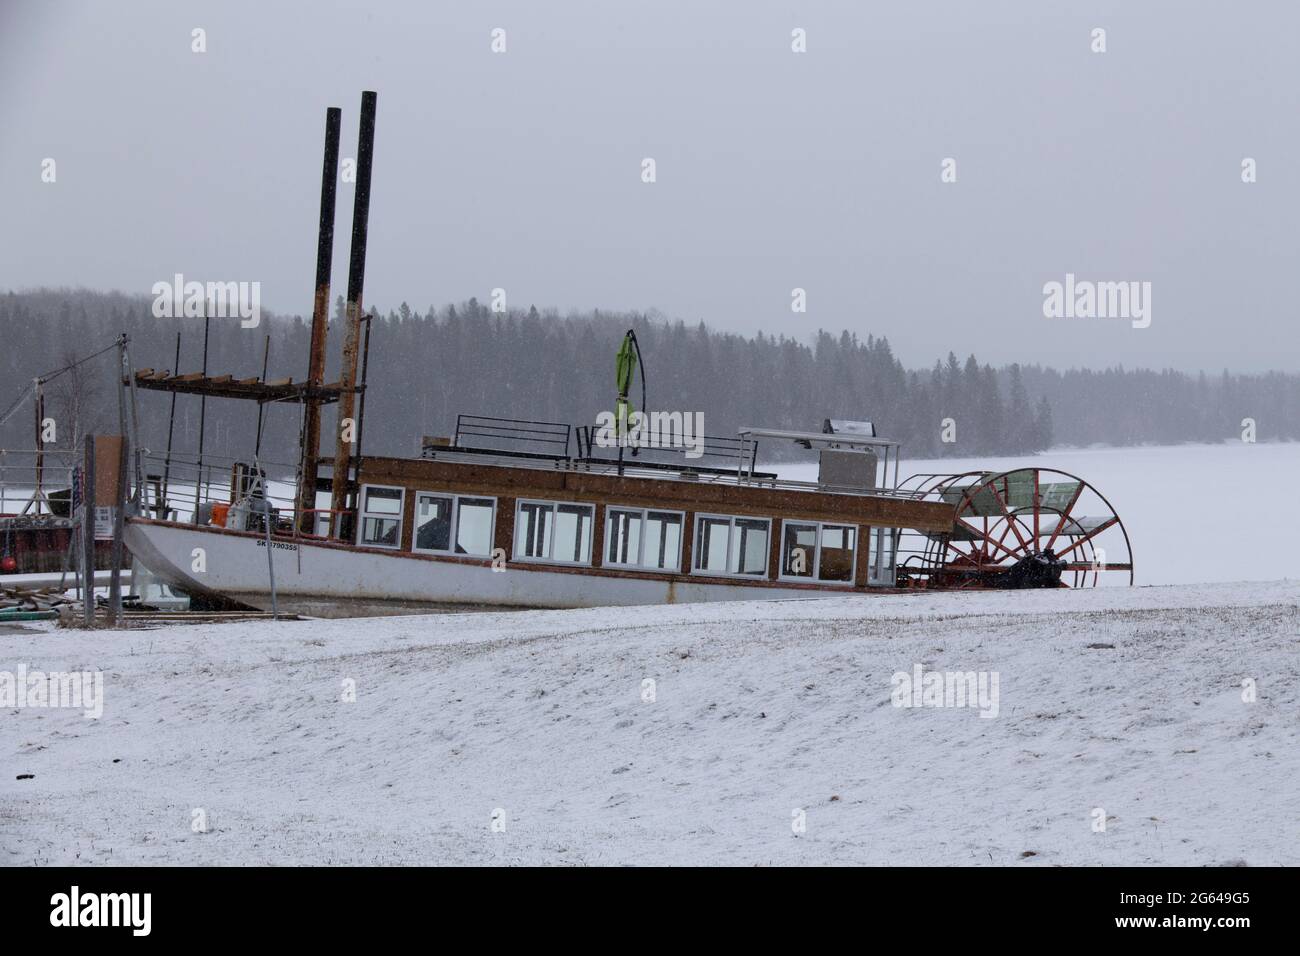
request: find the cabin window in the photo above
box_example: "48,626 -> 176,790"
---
605,508 -> 684,571
456,498 -> 496,555
780,520 -> 857,584
818,524 -> 857,582
513,499 -> 594,565
414,494 -> 453,551
693,514 -> 770,577
781,523 -> 817,579
868,527 -> 899,587
413,493 -> 496,556
358,485 -> 403,549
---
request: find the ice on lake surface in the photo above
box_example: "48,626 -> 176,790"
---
6,443 -> 1292,588
772,441 -> 1300,587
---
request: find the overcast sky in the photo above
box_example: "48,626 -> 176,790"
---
2,0 -> 1297,373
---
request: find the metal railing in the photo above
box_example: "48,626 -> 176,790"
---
136,449 -> 360,542
417,444 -> 939,502
452,414 -> 572,459
139,450 -> 298,522
573,423 -> 766,478
0,447 -> 80,519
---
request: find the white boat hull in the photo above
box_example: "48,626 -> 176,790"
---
125,519 -> 836,615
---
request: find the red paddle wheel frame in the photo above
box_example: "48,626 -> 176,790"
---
897,468 -> 1134,588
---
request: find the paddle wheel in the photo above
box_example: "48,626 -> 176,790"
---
896,468 -> 1133,588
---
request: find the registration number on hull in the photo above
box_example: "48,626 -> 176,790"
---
255,539 -> 299,553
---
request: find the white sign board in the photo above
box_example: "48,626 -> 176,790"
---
93,506 -> 115,541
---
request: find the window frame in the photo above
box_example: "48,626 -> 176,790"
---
867,526 -> 900,587
777,519 -> 859,587
603,506 -> 686,572
410,491 -> 498,558
356,483 -> 405,550
511,498 -> 596,567
690,512 -> 772,580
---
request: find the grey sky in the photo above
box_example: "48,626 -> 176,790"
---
2,0 -> 1296,373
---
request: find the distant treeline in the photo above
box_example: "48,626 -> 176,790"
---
0,289 -> 1295,468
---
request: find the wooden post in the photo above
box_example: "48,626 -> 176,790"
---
82,434 -> 126,626
81,435 -> 95,627
331,90 -> 377,538
297,106 -> 342,533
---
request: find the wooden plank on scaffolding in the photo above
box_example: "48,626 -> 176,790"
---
131,371 -> 344,404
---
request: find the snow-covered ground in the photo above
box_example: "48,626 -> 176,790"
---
774,441 -> 1300,586
2,580 -> 1296,865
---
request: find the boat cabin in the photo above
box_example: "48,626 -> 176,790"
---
336,415 -> 955,593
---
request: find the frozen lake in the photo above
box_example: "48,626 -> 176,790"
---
5,442 -> 1293,589
773,441 -> 1300,587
